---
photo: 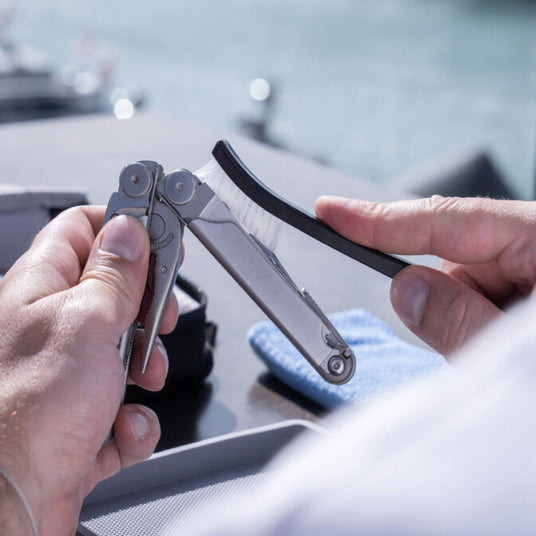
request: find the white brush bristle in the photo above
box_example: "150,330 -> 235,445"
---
195,159 -> 283,251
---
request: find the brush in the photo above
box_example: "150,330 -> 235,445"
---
196,140 -> 409,278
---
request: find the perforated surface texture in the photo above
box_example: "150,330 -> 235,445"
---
79,465 -> 274,536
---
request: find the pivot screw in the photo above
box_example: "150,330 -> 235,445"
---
165,169 -> 196,205
328,356 -> 345,376
119,162 -> 151,198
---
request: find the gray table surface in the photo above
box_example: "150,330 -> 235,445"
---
0,112 -> 434,448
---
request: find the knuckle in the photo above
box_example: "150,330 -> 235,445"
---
61,205 -> 87,220
365,201 -> 392,245
43,206 -> 87,235
427,194 -> 446,210
366,201 -> 387,216
424,196 -> 464,255
427,195 -> 461,212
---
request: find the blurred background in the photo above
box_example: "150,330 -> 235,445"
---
1,0 -> 536,198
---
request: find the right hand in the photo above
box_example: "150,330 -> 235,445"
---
315,195 -> 536,356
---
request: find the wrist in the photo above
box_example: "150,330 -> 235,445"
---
0,467 -> 38,535
0,373 -> 43,535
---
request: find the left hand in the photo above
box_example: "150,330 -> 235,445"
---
0,206 -> 178,535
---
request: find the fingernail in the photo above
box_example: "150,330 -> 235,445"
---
129,409 -> 150,440
316,195 -> 349,210
317,195 -> 346,203
315,196 -> 352,220
391,272 -> 429,328
100,215 -> 145,262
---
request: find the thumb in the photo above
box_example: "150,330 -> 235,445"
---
391,266 -> 504,356
76,215 -> 150,337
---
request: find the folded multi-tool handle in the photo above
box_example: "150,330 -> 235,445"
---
104,161 -> 184,383
188,200 -> 356,384
104,161 -> 188,445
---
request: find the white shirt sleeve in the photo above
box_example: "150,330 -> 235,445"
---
171,296 -> 536,536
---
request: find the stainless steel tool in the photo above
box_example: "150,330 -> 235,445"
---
105,156 -> 356,386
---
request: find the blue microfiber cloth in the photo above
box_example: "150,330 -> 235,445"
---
247,308 -> 448,409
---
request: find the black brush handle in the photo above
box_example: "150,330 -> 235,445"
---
212,140 -> 410,279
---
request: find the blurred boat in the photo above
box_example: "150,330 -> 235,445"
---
0,3 -> 142,123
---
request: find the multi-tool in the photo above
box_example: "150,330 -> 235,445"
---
105,140 -> 408,387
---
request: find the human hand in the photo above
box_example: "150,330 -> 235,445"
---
0,206 -> 178,535
315,195 -> 536,356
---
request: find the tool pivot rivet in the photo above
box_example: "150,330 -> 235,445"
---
120,162 -> 152,197
165,170 -> 196,205
328,356 -> 345,375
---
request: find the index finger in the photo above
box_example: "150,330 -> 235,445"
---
2,205 -> 106,304
315,195 -> 536,264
